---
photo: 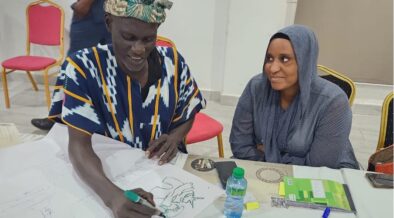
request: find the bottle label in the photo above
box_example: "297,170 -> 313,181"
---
229,187 -> 246,196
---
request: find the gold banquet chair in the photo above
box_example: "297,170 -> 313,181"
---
317,65 -> 356,106
367,92 -> 393,174
376,92 -> 393,151
1,0 -> 65,109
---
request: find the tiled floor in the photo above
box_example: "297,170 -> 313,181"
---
0,79 -> 391,169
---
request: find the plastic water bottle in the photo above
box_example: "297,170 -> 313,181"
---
224,167 -> 247,218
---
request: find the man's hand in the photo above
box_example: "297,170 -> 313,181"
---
146,134 -> 181,165
110,188 -> 157,218
146,118 -> 195,165
68,127 -> 157,218
71,0 -> 94,19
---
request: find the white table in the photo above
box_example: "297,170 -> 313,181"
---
184,156 -> 393,218
0,124 -> 392,218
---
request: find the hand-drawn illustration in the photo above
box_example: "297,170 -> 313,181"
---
150,177 -> 204,217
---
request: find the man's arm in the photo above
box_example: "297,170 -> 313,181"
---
146,51 -> 204,165
68,127 -> 157,217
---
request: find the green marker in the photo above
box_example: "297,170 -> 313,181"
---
124,190 -> 166,218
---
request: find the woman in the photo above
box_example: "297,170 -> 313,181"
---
48,0 -> 205,217
230,25 -> 358,169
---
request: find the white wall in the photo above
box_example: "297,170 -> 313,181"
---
222,0 -> 291,98
158,0 -> 217,92
159,0 -> 297,102
0,0 -> 297,102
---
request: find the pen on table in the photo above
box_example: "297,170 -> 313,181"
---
322,207 -> 330,218
124,190 -> 166,218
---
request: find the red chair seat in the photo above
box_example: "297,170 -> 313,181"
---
2,56 -> 56,71
186,113 -> 224,144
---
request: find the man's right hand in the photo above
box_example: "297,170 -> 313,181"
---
71,0 -> 95,19
67,127 -> 158,218
110,188 -> 157,218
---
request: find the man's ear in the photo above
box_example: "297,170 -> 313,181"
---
104,13 -> 112,32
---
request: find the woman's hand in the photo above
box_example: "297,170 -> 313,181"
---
110,188 -> 157,218
146,134 -> 181,165
256,144 -> 265,153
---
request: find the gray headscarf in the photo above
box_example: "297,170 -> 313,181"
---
261,25 -> 319,163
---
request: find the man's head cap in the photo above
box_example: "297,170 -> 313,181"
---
104,0 -> 173,23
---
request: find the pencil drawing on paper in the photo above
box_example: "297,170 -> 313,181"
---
150,177 -> 204,217
0,185 -> 54,217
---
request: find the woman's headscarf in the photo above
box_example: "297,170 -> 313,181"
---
261,25 -> 320,162
104,0 -> 173,23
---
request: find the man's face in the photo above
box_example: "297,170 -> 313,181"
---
106,14 -> 159,75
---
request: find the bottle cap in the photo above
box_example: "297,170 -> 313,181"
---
233,167 -> 245,179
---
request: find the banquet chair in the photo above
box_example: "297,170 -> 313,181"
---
376,92 -> 393,151
1,0 -> 64,109
367,92 -> 393,174
186,113 -> 224,158
318,65 -> 356,106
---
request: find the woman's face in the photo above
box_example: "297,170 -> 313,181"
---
106,14 -> 159,75
264,38 -> 299,94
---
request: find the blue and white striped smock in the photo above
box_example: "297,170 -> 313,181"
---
48,42 -> 205,151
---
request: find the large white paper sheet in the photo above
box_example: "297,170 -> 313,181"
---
0,123 -> 218,218
0,169 -> 111,218
46,123 -> 188,168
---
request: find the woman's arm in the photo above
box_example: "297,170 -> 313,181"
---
68,127 -> 157,217
230,80 -> 264,161
306,95 -> 359,169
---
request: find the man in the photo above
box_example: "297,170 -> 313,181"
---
48,0 -> 205,217
31,0 -> 111,130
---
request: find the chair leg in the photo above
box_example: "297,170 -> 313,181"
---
1,67 -> 10,108
43,69 -> 51,110
26,71 -> 38,91
217,133 -> 224,158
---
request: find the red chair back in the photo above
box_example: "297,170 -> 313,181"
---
28,1 -> 62,45
156,36 -> 175,48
